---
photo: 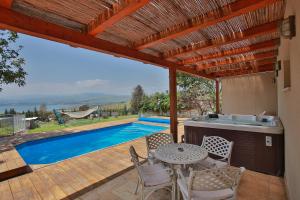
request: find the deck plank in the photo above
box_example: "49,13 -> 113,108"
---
9,177 -> 28,200
0,149 -> 28,181
44,165 -> 81,195
18,175 -> 42,200
35,170 -> 67,200
28,172 -> 57,200
57,162 -> 90,189
0,180 -> 14,200
66,159 -> 99,184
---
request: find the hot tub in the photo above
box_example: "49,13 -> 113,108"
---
184,114 -> 284,176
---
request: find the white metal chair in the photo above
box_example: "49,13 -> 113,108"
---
195,136 -> 234,169
177,166 -> 245,200
145,132 -> 174,164
129,145 -> 176,200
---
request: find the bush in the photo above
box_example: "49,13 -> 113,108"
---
28,120 -> 39,129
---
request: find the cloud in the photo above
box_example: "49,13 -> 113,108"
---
75,79 -> 109,88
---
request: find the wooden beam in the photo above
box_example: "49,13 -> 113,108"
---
88,0 -> 150,35
165,20 -> 280,59
215,80 -> 220,114
179,38 -> 280,65
0,0 -> 13,8
0,7 -> 214,79
135,0 -> 281,50
169,67 -> 178,143
214,64 -> 274,77
196,50 -> 278,70
209,59 -> 276,76
215,68 -> 274,78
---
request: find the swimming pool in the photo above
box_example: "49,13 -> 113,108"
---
16,123 -> 167,164
138,117 -> 170,124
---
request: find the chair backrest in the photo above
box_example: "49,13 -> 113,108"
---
188,167 -> 244,197
201,136 -> 233,161
129,146 -> 145,183
145,132 -> 174,154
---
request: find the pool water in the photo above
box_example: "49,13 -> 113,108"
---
138,117 -> 170,124
16,123 -> 167,164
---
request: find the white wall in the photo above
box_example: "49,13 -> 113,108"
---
277,0 -> 300,199
221,72 -> 277,115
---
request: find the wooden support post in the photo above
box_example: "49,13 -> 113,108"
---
169,68 -> 178,143
216,80 -> 220,114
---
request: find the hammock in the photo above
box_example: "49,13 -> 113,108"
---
62,107 -> 98,119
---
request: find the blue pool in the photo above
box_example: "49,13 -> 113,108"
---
138,117 -> 170,124
16,123 -> 167,164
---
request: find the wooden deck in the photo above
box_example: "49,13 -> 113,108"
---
0,137 -> 148,200
0,149 -> 29,181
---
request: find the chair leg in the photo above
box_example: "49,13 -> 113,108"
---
172,183 -> 176,200
177,184 -> 181,200
141,186 -> 145,200
134,178 -> 140,194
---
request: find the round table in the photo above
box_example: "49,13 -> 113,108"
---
154,143 -> 208,165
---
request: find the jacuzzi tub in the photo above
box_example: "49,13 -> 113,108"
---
184,114 -> 284,176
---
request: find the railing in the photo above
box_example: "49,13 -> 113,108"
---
0,114 -> 26,137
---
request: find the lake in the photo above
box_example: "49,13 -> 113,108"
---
0,104 -> 79,113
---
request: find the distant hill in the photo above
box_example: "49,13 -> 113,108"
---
0,93 -> 130,112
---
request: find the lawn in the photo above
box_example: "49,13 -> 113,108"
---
0,127 -> 14,137
27,115 -> 138,134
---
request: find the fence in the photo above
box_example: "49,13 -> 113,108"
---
0,114 -> 26,137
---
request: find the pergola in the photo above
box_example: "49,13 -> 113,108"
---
0,0 -> 285,142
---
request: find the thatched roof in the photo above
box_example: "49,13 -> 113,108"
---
1,0 -> 285,78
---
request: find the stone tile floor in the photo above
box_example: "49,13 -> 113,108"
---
76,167 -> 287,200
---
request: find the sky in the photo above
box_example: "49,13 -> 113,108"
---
0,33 -> 169,99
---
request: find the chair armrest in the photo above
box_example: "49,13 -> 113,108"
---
137,155 -> 147,160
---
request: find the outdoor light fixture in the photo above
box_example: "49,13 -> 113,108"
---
276,60 -> 282,71
280,16 -> 296,39
275,60 -> 281,77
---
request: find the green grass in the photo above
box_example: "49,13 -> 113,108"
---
0,127 -> 14,137
27,115 -> 138,134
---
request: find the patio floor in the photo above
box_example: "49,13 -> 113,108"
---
0,118 -> 286,200
76,167 -> 287,200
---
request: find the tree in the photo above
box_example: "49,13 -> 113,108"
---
140,91 -> 170,115
34,107 -> 38,116
177,72 -> 218,115
25,110 -> 31,118
122,105 -> 128,115
0,30 -> 26,91
39,103 -> 47,113
130,85 -> 145,114
9,108 -> 16,114
39,103 -> 49,121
